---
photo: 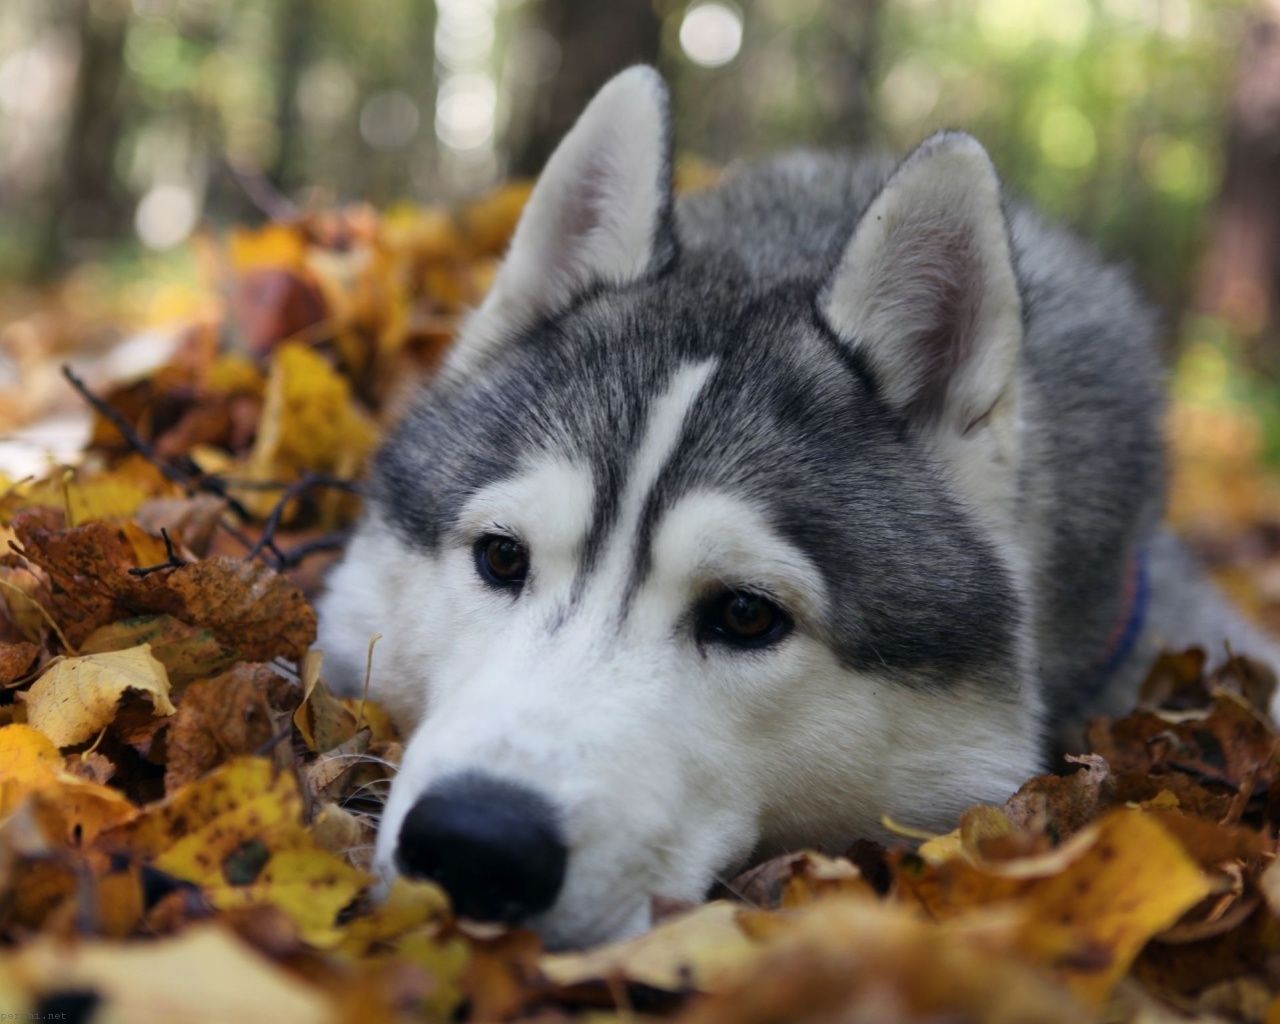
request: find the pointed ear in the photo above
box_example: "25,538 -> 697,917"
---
450,66 -> 675,372
820,133 -> 1022,438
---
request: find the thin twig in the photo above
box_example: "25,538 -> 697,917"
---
61,365 -> 258,522
274,530 -> 352,568
218,475 -> 362,494
244,474 -> 356,563
252,724 -> 295,758
60,365 -> 188,489
128,527 -> 187,578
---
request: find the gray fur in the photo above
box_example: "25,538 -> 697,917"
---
372,147 -> 1275,744
317,72 -> 1280,945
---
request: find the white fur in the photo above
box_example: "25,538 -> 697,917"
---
317,367 -> 1042,949
447,66 -> 669,377
314,100 -> 1048,951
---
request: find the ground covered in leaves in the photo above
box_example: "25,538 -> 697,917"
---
3,193 -> 1280,1024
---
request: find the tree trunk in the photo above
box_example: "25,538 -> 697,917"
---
33,0 -> 130,278
508,0 -> 661,177
1196,0 -> 1280,370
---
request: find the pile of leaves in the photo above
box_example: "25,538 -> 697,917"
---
3,193 -> 1280,1024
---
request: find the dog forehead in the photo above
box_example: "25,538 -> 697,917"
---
371,279 -> 842,538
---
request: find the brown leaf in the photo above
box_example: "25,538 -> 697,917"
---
1088,691 -> 1278,792
162,558 -> 316,661
0,640 -> 38,684
134,496 -> 228,557
676,898 -> 1089,1024
1139,647 -> 1209,708
894,809 -> 1213,1009
13,514 -> 316,661
165,664 -> 299,791
80,614 -> 242,688
1003,754 -> 1113,842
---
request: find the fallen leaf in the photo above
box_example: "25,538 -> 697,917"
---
1003,753 -> 1113,842
79,614 -> 241,687
106,757 -> 368,945
541,902 -> 759,994
164,664 -> 298,791
0,724 -> 137,842
895,808 -> 1214,1009
295,654 -> 358,753
162,557 -> 316,661
13,514 -> 316,660
0,641 -> 38,684
23,645 -> 174,748
681,897 -> 1089,1024
0,924 -> 332,1024
244,344 -> 375,491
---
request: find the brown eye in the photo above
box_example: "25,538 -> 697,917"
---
700,590 -> 792,649
476,535 -> 529,588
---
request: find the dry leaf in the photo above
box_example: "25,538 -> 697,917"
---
0,641 -> 38,685
107,757 -> 368,945
80,614 -> 241,687
896,808 -> 1214,1009
165,664 -> 299,791
0,925 -> 331,1024
681,897 -> 1089,1024
23,645 -> 174,748
162,557 -> 317,661
541,902 -> 759,994
0,724 -> 137,842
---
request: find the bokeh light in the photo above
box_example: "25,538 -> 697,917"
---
679,2 -> 744,68
134,184 -> 199,250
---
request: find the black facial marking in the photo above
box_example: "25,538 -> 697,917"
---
364,148 -> 1162,712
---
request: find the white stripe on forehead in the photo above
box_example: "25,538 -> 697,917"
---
454,360 -> 716,613
592,359 -> 718,593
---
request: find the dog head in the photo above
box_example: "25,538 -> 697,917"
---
317,67 -> 1044,948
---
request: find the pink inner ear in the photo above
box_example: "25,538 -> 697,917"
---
870,216 -> 986,426
901,224 -> 985,425
556,152 -> 613,257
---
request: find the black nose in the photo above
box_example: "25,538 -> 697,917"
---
395,774 -> 567,923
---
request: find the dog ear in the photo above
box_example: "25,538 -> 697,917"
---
449,66 -> 675,373
820,133 -> 1022,440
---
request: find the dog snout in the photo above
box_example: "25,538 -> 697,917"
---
394,773 -> 567,923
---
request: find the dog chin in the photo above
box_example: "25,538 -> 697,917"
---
536,897 -> 654,952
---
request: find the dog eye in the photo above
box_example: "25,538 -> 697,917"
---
475,535 -> 529,588
699,590 -> 792,649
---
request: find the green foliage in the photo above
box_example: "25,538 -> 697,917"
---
875,0 -> 1253,309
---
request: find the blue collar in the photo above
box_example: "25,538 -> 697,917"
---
1093,548 -> 1150,683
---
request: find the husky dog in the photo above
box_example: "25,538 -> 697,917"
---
317,67 -> 1279,948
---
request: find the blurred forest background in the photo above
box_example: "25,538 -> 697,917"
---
1,0 -> 1279,531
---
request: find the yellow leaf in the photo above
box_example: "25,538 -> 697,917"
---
540,902 -> 759,994
918,805 -> 1016,865
0,724 -> 136,841
779,851 -> 875,908
900,808 -> 1213,1010
1,925 -> 332,1024
684,897 -> 1089,1024
338,876 -> 451,955
24,645 -> 174,748
207,352 -> 265,396
229,222 -> 308,273
243,344 -> 375,506
108,757 -> 369,946
295,651 -> 358,753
